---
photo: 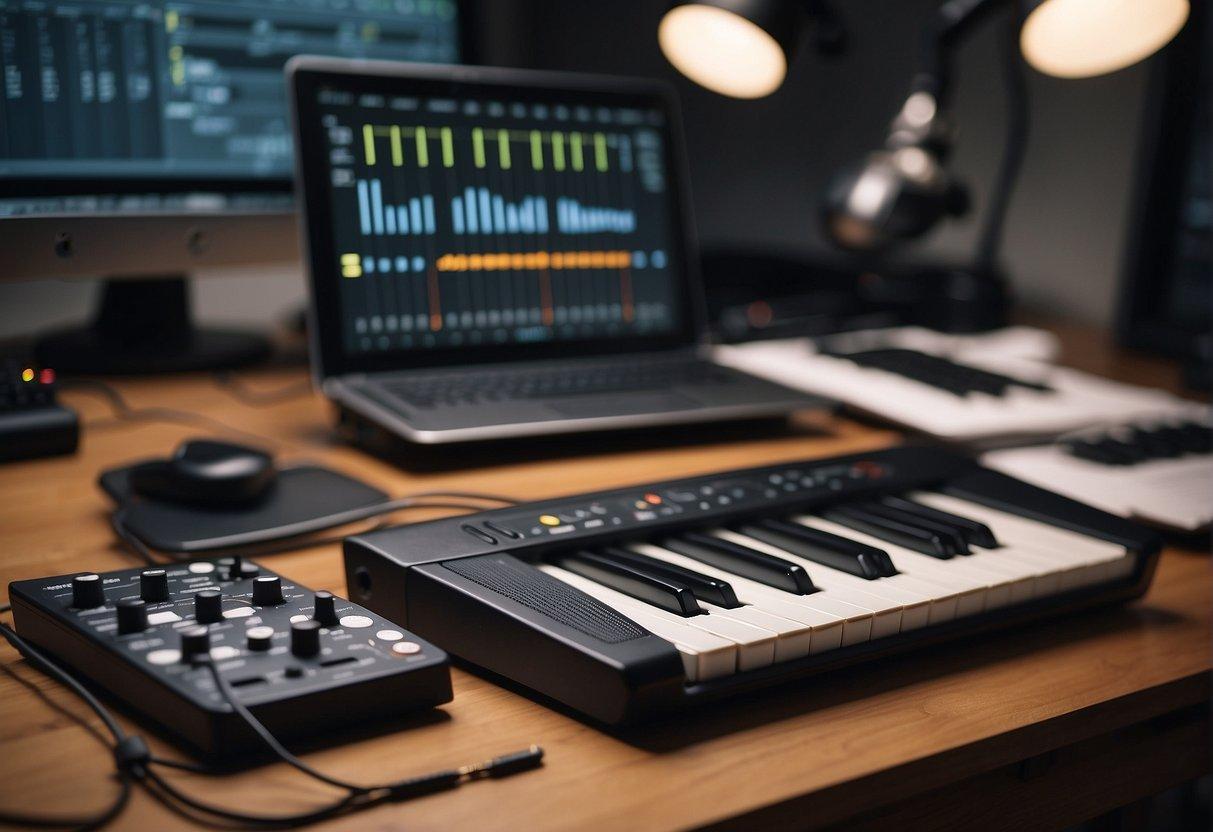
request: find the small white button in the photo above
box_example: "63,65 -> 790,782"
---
339,615 -> 373,629
247,626 -> 274,640
289,614 -> 309,624
147,649 -> 181,665
391,641 -> 421,655
147,611 -> 182,625
188,563 -> 215,574
209,646 -> 239,661
223,607 -> 254,619
376,629 -> 403,642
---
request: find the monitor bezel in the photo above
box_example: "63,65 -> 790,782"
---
1115,3 -> 1209,361
288,57 -> 707,380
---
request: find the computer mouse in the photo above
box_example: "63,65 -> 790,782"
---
128,439 -> 277,507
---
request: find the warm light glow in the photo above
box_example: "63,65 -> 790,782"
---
658,4 -> 787,98
1021,0 -> 1189,79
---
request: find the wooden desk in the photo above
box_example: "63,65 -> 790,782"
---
1,325 -> 1208,831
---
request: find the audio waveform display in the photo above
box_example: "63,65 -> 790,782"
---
319,87 -> 680,353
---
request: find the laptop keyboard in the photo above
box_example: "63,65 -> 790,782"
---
379,357 -> 735,410
825,348 -> 1054,398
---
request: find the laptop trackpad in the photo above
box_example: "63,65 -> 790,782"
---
546,392 -> 700,419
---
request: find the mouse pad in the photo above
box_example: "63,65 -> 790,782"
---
100,464 -> 388,554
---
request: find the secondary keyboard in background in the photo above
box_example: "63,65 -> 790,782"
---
713,330 -> 1190,444
343,446 -> 1160,725
984,418 -> 1213,532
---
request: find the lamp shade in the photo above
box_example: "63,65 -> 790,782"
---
658,1 -> 800,98
1020,0 -> 1190,78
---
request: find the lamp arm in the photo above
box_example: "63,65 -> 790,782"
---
915,0 -> 1008,102
908,0 -> 1028,271
974,8 -> 1029,272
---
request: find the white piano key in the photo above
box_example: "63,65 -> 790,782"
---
700,602 -> 813,662
539,565 -> 736,681
911,493 -> 1133,586
539,563 -> 776,671
629,543 -> 846,652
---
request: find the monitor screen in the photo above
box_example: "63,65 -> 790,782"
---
0,0 -> 461,217
295,67 -> 695,372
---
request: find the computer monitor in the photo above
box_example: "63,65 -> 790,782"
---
0,0 -> 464,372
1117,0 -> 1210,390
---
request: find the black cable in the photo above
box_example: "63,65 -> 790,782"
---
1,612 -> 543,831
60,379 -> 292,452
0,622 -> 134,831
126,658 -> 543,828
211,372 -> 315,407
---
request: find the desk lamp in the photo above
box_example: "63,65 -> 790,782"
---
659,0 -> 1191,331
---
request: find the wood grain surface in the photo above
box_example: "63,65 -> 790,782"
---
0,323 -> 1207,831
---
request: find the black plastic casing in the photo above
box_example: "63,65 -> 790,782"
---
344,446 -> 1162,725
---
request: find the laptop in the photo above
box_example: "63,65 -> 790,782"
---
289,58 -> 823,444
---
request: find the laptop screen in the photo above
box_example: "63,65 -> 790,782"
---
292,62 -> 701,378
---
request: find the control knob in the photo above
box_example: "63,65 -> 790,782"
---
71,574 -> 105,609
180,626 -> 210,661
313,591 -> 339,626
195,590 -> 223,624
116,598 -> 148,634
290,620 -> 322,658
251,575 -> 283,606
140,569 -> 170,603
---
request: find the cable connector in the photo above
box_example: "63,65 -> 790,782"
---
458,745 -> 545,780
113,735 -> 151,775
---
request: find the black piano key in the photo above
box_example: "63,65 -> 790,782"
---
662,531 -> 817,594
821,505 -> 958,558
854,502 -> 972,555
555,551 -> 704,617
1064,439 -> 1137,466
879,496 -> 1001,549
597,546 -> 742,609
739,518 -> 895,580
1176,422 -> 1212,454
1129,427 -> 1183,459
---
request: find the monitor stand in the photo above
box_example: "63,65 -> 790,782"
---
34,276 -> 271,375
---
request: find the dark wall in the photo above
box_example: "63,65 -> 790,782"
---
471,0 -> 1154,324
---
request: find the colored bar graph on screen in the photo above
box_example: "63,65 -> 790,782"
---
472,128 -> 486,168
355,180 -> 436,236
594,133 -> 608,171
358,125 -> 636,176
449,189 -> 550,235
362,124 -> 376,166
555,198 -> 635,234
435,250 -> 633,272
415,127 -> 429,167
441,127 -> 454,167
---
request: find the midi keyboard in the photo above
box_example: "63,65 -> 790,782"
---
344,446 -> 1161,725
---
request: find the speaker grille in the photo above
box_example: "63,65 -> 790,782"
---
443,555 -> 647,644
